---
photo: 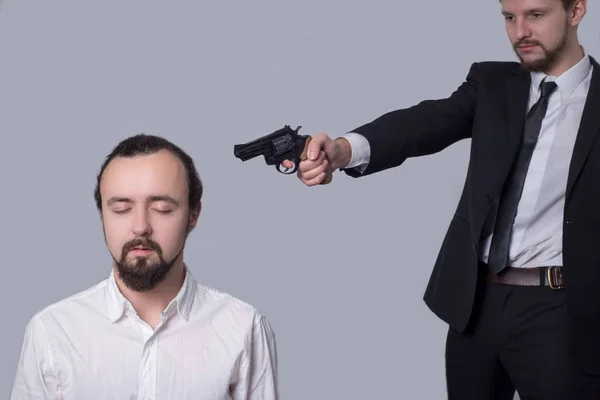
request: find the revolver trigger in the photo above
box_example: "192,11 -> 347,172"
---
276,162 -> 295,174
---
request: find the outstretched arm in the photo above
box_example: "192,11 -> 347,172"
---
344,62 -> 480,177
289,62 -> 480,185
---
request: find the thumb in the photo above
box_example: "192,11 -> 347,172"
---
308,133 -> 329,160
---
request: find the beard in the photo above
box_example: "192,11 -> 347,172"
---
113,235 -> 186,292
513,25 -> 568,72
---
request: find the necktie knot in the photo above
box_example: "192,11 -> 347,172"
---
540,80 -> 557,99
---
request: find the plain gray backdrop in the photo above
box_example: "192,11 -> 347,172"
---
1,1 -> 599,399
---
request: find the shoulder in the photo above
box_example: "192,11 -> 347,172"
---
193,282 -> 272,331
466,60 -> 522,79
24,279 -> 111,331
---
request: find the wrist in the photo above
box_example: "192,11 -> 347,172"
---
333,137 -> 352,170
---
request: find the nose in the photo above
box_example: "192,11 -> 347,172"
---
515,19 -> 532,40
131,208 -> 152,236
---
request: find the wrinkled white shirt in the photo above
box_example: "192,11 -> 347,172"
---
10,267 -> 279,400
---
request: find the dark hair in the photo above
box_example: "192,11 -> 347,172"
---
557,0 -> 576,8
499,0 -> 576,9
93,134 -> 203,213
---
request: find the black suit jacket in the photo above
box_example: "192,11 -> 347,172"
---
344,56 -> 600,374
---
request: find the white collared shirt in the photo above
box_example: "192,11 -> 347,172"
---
344,53 -> 593,268
10,267 -> 279,400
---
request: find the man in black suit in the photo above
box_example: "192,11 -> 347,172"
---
282,0 -> 600,398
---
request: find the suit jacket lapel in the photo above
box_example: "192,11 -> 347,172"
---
566,57 -> 600,198
474,69 -> 530,244
505,66 -> 531,162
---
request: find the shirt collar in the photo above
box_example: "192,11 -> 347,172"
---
530,48 -> 591,99
106,264 -> 196,323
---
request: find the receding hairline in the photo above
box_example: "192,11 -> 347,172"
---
100,148 -> 188,180
93,133 -> 203,214
98,150 -> 191,204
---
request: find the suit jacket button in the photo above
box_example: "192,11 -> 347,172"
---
485,194 -> 494,204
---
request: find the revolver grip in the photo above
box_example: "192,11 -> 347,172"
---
300,136 -> 333,185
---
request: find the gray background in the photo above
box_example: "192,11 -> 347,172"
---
1,0 -> 599,399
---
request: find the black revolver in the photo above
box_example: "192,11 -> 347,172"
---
233,125 -> 332,183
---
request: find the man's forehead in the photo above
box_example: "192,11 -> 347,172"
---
100,151 -> 187,195
104,151 -> 183,177
501,0 -> 556,12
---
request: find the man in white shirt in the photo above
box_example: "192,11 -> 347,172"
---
10,134 -> 279,400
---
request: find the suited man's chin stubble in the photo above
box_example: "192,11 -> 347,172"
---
517,49 -> 555,72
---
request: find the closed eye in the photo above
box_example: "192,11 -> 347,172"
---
154,209 -> 173,214
113,209 -> 130,214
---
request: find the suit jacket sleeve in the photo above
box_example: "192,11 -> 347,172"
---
343,62 -> 480,177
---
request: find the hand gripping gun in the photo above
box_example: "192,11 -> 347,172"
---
233,125 -> 332,184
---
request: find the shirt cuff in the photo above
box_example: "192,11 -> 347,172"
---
342,132 -> 370,171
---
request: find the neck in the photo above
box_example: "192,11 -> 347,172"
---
546,43 -> 585,77
114,256 -> 186,327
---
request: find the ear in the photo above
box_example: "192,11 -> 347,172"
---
187,202 -> 202,232
571,0 -> 586,26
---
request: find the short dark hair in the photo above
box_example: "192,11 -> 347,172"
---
93,134 -> 203,213
557,0 -> 576,8
499,0 -> 576,9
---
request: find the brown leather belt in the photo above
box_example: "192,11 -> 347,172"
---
483,263 -> 564,290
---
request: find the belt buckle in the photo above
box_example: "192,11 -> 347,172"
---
547,266 -> 564,290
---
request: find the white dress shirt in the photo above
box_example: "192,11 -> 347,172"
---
344,53 -> 593,268
10,266 -> 279,400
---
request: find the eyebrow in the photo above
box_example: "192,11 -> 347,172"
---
502,7 -> 550,16
526,7 -> 550,13
106,195 -> 180,206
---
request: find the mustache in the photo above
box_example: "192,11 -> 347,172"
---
122,238 -> 162,256
515,40 -> 540,48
